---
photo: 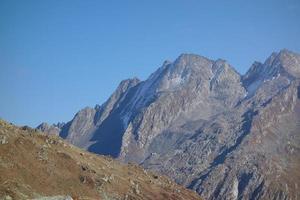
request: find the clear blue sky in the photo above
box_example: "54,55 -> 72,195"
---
1,0 -> 299,127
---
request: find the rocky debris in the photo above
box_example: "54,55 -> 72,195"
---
100,174 -> 114,183
175,189 -> 181,193
37,145 -> 48,161
133,183 -> 140,195
152,175 -> 159,179
80,164 -> 96,173
129,179 -> 140,195
0,195 -> 12,200
32,196 -> 73,200
0,135 -> 8,144
45,137 -> 58,145
79,175 -> 95,185
101,176 -> 109,183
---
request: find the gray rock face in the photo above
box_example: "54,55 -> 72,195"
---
39,49 -> 300,199
36,122 -> 64,136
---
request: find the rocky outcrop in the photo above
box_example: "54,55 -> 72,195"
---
36,122 -> 62,136
38,49 -> 300,200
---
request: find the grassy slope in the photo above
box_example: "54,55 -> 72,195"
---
0,120 -> 201,200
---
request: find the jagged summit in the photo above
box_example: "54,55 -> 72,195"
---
173,53 -> 212,67
276,49 -> 300,77
36,122 -> 62,136
242,49 -> 300,96
244,49 -> 300,80
119,77 -> 141,87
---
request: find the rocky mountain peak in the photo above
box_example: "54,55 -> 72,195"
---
171,53 -> 213,79
122,53 -> 244,115
275,49 -> 300,77
36,122 -> 61,136
211,59 -> 241,79
118,77 -> 141,91
74,106 -> 95,118
174,53 -> 212,66
153,54 -> 233,93
36,49 -> 300,200
259,49 -> 299,78
242,49 -> 300,96
37,122 -> 50,130
162,60 -> 172,66
242,61 -> 264,89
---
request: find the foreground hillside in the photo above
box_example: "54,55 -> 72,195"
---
0,120 -> 201,200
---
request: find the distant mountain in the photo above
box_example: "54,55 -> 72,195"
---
36,122 -> 64,136
38,49 -> 300,200
0,119 -> 201,200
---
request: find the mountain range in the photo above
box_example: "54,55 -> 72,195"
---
38,49 -> 300,200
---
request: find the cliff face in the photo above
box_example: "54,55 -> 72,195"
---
39,49 -> 300,200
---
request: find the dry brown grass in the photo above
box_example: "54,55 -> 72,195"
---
0,120 -> 201,200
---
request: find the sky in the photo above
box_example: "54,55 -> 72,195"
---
0,0 -> 300,127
